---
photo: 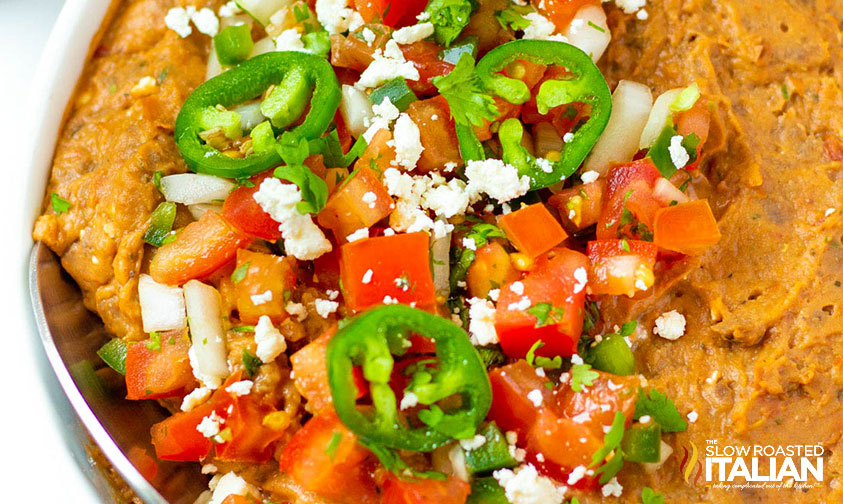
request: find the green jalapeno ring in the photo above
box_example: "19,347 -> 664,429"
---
175,51 -> 341,179
475,40 -> 612,189
327,305 -> 492,452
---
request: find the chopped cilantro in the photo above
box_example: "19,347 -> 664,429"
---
641,487 -> 665,504
231,261 -> 251,284
590,411 -> 626,484
433,53 -> 499,128
619,321 -> 637,337
425,0 -> 475,47
634,387 -> 687,432
51,193 -> 71,214
153,170 -> 164,192
620,239 -> 630,252
525,341 -> 562,369
587,20 -> 606,33
570,363 -> 599,392
146,332 -> 162,352
781,84 -> 790,100
495,5 -> 532,31
325,431 -> 342,460
231,325 -> 256,333
526,302 -> 566,328
242,348 -> 261,378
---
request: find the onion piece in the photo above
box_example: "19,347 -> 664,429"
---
431,229 -> 451,298
653,178 -> 690,206
584,80 -> 653,176
138,274 -> 186,332
638,88 -> 684,150
160,174 -> 235,206
206,41 -> 224,81
644,441 -> 674,473
236,0 -> 294,26
188,203 -> 223,220
232,101 -> 266,131
339,85 -> 374,139
563,5 -> 612,63
533,122 -> 564,159
184,280 -> 229,387
250,36 -> 278,58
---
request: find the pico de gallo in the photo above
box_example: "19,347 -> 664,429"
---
96,0 -> 721,502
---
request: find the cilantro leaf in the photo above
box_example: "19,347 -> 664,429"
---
276,131 -> 310,166
495,5 -> 532,31
425,0 -> 475,47
590,411 -> 626,483
619,320 -> 637,337
526,302 -> 566,328
433,53 -> 499,127
570,363 -> 600,392
273,164 -> 329,215
325,431 -> 342,461
51,192 -> 71,214
648,125 -> 700,178
525,341 -> 562,369
464,223 -> 506,248
634,388 -> 687,432
309,129 -> 368,168
360,440 -> 448,480
641,487 -> 665,504
231,261 -> 250,284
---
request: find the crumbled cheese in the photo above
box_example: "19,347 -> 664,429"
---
181,387 -> 212,412
390,113 -> 424,169
687,410 -> 698,423
361,27 -> 376,45
188,346 -> 222,389
668,135 -> 690,169
196,411 -> 224,438
356,40 -> 420,89
465,159 -> 531,203
192,8 -> 220,36
572,267 -> 588,294
570,353 -> 585,365
383,295 -> 399,305
571,411 -> 591,424
601,476 -> 623,497
459,434 -> 488,451
392,22 -> 435,44
165,7 -> 195,38
527,389 -> 544,407
285,302 -> 308,322
825,208 -> 836,217
275,28 -> 306,52
639,415 -> 652,424
346,227 -> 370,242
509,281 -> 525,295
493,464 -> 566,504
250,290 -> 273,306
563,132 -> 574,143
362,191 -> 378,208
567,465 -> 588,485
463,237 -> 477,251
488,289 -> 500,302
315,0 -> 364,35
580,170 -> 600,184
506,431 -> 518,445
326,289 -> 340,300
218,1 -> 241,17
254,315 -> 286,363
507,296 -> 532,311
253,177 -> 332,260
130,76 -> 158,97
568,18 -> 585,35
362,269 -> 374,284
209,472 -> 259,504
422,178 -> 470,218
202,464 -> 219,474
363,97 -> 401,142
400,391 -> 419,410
613,0 -> 647,15
523,12 -> 568,42
536,158 -> 553,173
468,297 -> 498,346
416,11 -> 431,21
636,8 -> 649,20
314,299 -> 340,318
634,279 -> 648,291
383,168 -> 467,235
225,380 -> 254,397
653,310 -> 686,340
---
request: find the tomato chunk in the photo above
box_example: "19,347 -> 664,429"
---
150,211 -> 252,286
126,330 -> 194,400
233,249 -> 297,324
488,360 -> 553,438
596,159 -> 663,240
280,412 -> 378,504
215,392 -> 287,463
223,171 -> 282,241
466,242 -> 520,300
150,398 -> 217,461
534,0 -> 600,30
352,0 -> 427,28
548,179 -> 605,231
382,474 -> 471,504
355,128 -> 397,174
653,199 -> 721,255
339,232 -> 436,312
499,203 -> 568,258
495,248 -> 588,358
318,166 -> 393,242
405,96 -> 462,173
587,239 -> 657,297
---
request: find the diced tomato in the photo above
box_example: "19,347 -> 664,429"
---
150,397 -> 221,461
233,249 -> 297,324
220,496 -> 250,504
150,210 -> 252,286
354,128 -> 396,174
474,96 -> 523,142
334,110 -> 353,152
126,446 -> 158,482
653,199 -> 721,255
222,171 -> 282,241
586,239 -> 657,297
339,233 -> 436,312
331,30 -> 387,72
313,245 -> 343,290
466,242 -> 520,300
401,42 -> 455,96
126,330 -> 194,400
488,360 -> 553,438
382,474 -> 471,504
495,248 -> 588,359
548,179 -> 605,231
215,392 -> 287,463
526,409 -> 603,472
504,59 -> 548,93
554,372 -> 639,433
405,96 -> 462,173
596,158 -> 663,240
499,203 -> 568,258
318,166 -> 393,242
280,412 -> 379,504
533,0 -> 600,30
353,0 -> 427,28
674,101 -> 710,170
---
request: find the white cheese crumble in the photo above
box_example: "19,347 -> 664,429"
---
275,28 -> 306,52
572,411 -> 591,424
536,157 -> 553,173
493,464 -> 566,504
580,170 -> 600,184
467,297 -> 498,346
209,472 -> 259,504
523,12 -> 568,42
362,269 -> 374,284
572,267 -> 588,294
191,8 -> 220,36
567,465 -> 588,485
285,302 -> 308,322
392,22 -> 435,44
181,387 -> 212,412
653,310 -> 686,340
687,410 -> 699,423
314,299 -> 340,318
463,237 -> 477,251
218,1 -> 241,17
636,8 -> 649,20
601,476 -> 623,497
465,159 -> 531,203
315,0 -> 364,35
253,177 -> 332,260
639,415 -> 652,424
346,227 -> 370,242
361,27 -> 376,45
254,315 -> 286,363
363,97 -> 400,142
400,391 -> 419,410
507,296 -> 532,312
459,434 -> 488,451
825,208 -> 836,217
390,113 -> 424,169
527,389 -> 544,407
250,290 -> 273,306
225,380 -> 254,396
356,40 -> 420,90
362,191 -> 378,208
489,288 -> 500,302
509,281 -> 525,295
613,0 -> 647,15
196,411 -> 224,438
165,7 -> 195,38
668,135 -> 690,169
570,353 -> 585,365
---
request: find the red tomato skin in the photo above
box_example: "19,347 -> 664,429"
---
495,248 -> 589,359
596,159 -> 662,240
150,398 -> 221,461
222,171 -> 282,241
125,330 -> 194,400
488,360 -> 553,438
382,474 -> 471,504
353,0 -> 427,28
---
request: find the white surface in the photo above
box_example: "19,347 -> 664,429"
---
2,0 -> 100,501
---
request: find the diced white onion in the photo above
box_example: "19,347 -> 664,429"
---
563,5 -> 612,63
432,443 -> 469,482
250,36 -> 278,58
206,41 -> 224,81
584,80 -> 653,175
188,203 -> 223,220
533,122 -> 563,158
184,280 -> 230,382
160,174 -> 235,206
653,178 -> 690,206
138,274 -> 187,332
638,88 -> 684,150
644,441 -> 674,473
232,101 -> 266,131
339,85 -> 374,139
431,229 -> 451,298
235,0 -> 295,26
221,13 -> 253,30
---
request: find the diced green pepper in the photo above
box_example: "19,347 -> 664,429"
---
621,423 -> 662,463
97,338 -> 128,375
586,333 -> 636,376
261,66 -> 313,129
467,477 -> 510,504
464,422 -> 518,474
199,106 -> 243,140
251,120 -> 276,155
303,30 -> 331,58
143,202 -> 177,247
440,36 -> 478,65
369,78 -> 418,112
214,24 -> 254,67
